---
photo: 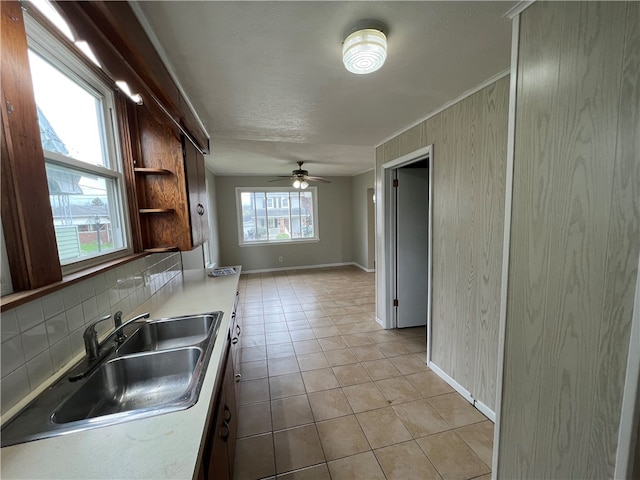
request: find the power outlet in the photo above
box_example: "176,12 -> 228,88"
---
278,256 -> 283,262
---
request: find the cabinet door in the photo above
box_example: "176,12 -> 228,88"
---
207,345 -> 235,480
183,136 -> 209,247
207,398 -> 230,480
223,351 -> 237,479
231,309 -> 242,398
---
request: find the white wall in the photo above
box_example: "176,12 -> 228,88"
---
205,166 -> 221,267
351,170 -> 374,271
215,176 -> 353,272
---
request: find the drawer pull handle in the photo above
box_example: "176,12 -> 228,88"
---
235,373 -> 242,382
232,337 -> 238,344
236,325 -> 241,335
197,204 -> 205,215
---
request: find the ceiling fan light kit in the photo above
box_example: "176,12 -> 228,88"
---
269,162 -> 331,187
342,28 -> 387,75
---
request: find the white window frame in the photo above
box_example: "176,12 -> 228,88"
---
25,15 -> 132,274
236,187 -> 320,246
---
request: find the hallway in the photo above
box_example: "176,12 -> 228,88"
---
234,266 -> 492,479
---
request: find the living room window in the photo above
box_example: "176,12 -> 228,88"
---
236,187 -> 319,245
26,18 -> 131,271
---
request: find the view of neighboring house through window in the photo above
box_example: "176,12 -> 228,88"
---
26,18 -> 130,270
236,188 -> 319,245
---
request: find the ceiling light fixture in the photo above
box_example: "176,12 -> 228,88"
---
292,179 -> 309,189
342,28 -> 387,75
115,80 -> 143,105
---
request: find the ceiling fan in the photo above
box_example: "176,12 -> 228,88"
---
270,162 -> 331,189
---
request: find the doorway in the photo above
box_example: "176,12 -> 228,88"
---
367,188 -> 375,270
382,145 -> 433,339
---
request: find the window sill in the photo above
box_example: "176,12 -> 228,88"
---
238,239 -> 320,247
0,253 -> 147,312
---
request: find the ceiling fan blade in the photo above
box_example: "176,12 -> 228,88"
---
268,178 -> 291,182
306,176 -> 331,183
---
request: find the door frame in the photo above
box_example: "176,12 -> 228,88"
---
381,145 -> 433,358
614,252 -> 640,479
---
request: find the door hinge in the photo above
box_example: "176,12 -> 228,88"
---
393,179 -> 399,188
393,298 -> 399,307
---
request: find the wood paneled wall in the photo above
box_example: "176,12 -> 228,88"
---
1,2 -> 62,290
498,2 -> 640,478
375,76 -> 509,412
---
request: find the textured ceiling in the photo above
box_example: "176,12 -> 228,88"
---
135,1 -> 515,177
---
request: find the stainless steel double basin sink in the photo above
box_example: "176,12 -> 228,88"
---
1,312 -> 223,447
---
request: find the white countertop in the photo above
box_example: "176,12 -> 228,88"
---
0,268 -> 241,480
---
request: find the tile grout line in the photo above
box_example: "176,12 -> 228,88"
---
236,268 -> 490,480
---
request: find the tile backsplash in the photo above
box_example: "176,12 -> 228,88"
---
0,252 -> 183,416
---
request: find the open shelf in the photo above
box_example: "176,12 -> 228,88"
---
139,208 -> 175,214
134,167 -> 172,175
143,246 -> 179,253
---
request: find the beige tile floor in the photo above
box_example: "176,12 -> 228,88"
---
234,266 -> 493,480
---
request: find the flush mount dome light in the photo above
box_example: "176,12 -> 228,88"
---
342,28 -> 387,74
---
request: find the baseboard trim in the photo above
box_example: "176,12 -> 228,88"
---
375,316 -> 384,327
474,399 -> 496,423
428,361 -> 495,422
242,262 -> 364,274
353,263 -> 375,273
428,361 -> 474,403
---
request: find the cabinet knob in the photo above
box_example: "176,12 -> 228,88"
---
235,373 -> 242,382
197,203 -> 205,215
220,423 -> 230,442
232,337 -> 238,344
236,324 -> 241,336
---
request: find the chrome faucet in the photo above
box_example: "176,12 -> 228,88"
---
113,311 -> 151,343
71,311 -> 151,382
83,314 -> 113,361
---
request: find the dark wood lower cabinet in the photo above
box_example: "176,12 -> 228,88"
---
199,295 -> 242,480
202,341 -> 237,480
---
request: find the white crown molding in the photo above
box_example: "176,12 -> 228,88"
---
375,68 -> 510,148
503,1 -> 536,19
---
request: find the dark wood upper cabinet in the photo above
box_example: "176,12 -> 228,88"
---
183,136 -> 209,248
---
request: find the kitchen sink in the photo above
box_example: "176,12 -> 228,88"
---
52,348 -> 202,424
117,314 -> 217,355
1,311 -> 223,447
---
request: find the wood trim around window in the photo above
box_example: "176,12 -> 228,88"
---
1,1 -> 63,290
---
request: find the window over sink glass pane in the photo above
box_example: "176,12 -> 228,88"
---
29,50 -> 108,168
26,16 -> 131,271
236,187 -> 319,245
